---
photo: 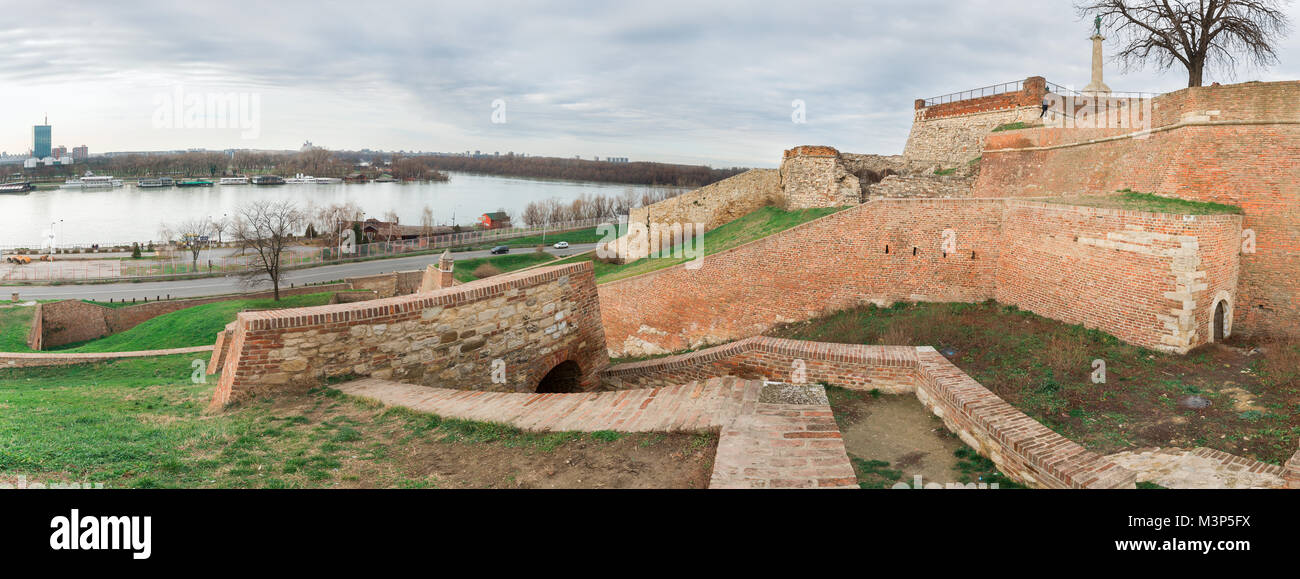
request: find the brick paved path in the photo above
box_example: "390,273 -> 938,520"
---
335,376 -> 857,489
1107,447 -> 1288,489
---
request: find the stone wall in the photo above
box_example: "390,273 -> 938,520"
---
601,169 -> 781,263
210,262 -> 608,410
598,199 -> 1242,357
779,146 -> 862,209
600,337 -> 1134,489
973,80 -> 1300,339
903,76 -> 1047,167
867,174 -> 975,199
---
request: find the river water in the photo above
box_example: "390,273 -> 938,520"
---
0,172 -> 684,248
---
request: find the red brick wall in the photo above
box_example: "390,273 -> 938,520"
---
973,81 -> 1300,338
916,76 -> 1047,121
599,199 -> 1241,356
599,199 -> 1006,357
995,202 -> 1242,352
28,300 -> 111,350
210,262 -> 608,410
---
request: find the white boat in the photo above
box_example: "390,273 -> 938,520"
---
65,171 -> 122,189
219,176 -> 250,185
285,173 -> 315,184
312,177 -> 342,184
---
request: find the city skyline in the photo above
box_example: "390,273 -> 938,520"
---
5,0 -> 1300,167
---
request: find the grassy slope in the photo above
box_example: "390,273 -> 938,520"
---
1047,190 -> 1243,215
0,356 -> 713,488
552,205 -> 845,284
47,292 -> 338,353
452,252 -> 558,283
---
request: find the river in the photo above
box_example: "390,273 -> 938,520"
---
0,172 -> 685,248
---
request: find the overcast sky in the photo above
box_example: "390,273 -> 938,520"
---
3,0 -> 1298,167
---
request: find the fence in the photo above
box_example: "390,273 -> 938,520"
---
0,216 -> 621,283
923,80 -> 1025,107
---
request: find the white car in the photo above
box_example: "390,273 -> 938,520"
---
553,241 -> 569,249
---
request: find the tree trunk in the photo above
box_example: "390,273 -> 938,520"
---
272,275 -> 280,301
1187,58 -> 1205,88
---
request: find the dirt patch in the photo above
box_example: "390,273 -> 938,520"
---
826,388 -> 965,485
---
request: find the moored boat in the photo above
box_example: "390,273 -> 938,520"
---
176,179 -> 214,187
251,175 -> 286,185
0,181 -> 34,194
285,173 -> 316,184
69,171 -> 123,189
219,176 -> 250,185
313,176 -> 342,184
138,178 -> 171,188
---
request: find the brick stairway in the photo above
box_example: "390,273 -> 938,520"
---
334,377 -> 857,489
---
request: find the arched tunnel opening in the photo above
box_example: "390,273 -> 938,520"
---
536,360 -> 582,393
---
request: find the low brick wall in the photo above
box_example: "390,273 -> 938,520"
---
0,346 -> 214,369
210,262 -> 609,410
27,283 -> 354,350
602,337 -> 1134,489
913,347 -> 1134,489
602,337 -> 918,394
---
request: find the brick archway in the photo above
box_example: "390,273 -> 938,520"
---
536,360 -> 582,393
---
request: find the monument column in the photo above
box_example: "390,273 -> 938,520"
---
1082,28 -> 1112,96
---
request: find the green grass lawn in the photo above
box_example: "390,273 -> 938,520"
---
0,306 -> 37,352
0,356 -> 713,488
1047,190 -> 1243,215
42,292 -> 339,353
452,251 -> 558,283
767,301 -> 1300,464
552,205 -> 845,284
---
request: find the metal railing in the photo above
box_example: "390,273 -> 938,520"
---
923,80 -> 1025,107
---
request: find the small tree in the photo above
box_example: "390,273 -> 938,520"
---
171,218 -> 210,271
131,242 -> 142,259
231,200 -> 304,301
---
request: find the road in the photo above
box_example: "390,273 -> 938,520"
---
4,243 -> 597,301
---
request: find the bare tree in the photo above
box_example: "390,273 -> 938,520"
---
420,205 -> 435,236
1077,0 -> 1291,87
232,200 -> 304,301
170,218 -> 210,270
210,216 -> 230,246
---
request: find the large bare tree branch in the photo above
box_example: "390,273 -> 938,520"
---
1076,0 -> 1290,87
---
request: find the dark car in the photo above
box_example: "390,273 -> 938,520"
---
490,245 -> 510,255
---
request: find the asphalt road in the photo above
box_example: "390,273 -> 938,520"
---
4,243 -> 598,301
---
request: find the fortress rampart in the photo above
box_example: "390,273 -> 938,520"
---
974,80 -> 1300,338
598,198 -> 1241,357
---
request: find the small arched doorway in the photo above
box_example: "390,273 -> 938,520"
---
1213,301 -> 1227,342
1208,292 -> 1233,343
536,360 -> 581,393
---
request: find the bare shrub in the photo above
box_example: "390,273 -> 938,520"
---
472,263 -> 502,279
